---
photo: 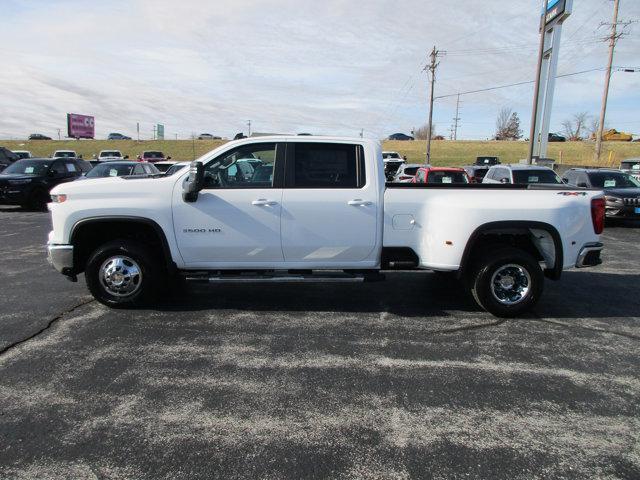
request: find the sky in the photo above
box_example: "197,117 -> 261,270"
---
1,0 -> 639,141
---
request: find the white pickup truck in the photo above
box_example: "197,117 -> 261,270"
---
47,136 -> 605,317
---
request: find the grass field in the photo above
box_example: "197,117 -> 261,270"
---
3,138 -> 639,168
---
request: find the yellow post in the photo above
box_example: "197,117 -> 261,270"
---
559,150 -> 563,164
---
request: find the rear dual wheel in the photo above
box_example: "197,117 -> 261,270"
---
469,247 -> 544,318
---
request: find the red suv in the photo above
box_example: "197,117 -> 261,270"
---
137,151 -> 171,163
412,167 -> 470,184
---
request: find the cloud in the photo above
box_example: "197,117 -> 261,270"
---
1,0 -> 639,140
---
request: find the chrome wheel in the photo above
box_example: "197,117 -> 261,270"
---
490,264 -> 531,305
99,255 -> 142,297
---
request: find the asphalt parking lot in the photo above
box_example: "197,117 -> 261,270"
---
0,208 -> 639,479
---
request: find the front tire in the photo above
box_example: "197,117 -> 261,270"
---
469,247 -> 543,318
85,240 -> 161,307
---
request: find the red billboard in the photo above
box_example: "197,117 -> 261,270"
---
67,113 -> 95,139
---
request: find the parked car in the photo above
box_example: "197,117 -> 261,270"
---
47,136 -> 604,318
412,167 -> 469,184
475,156 -> 500,166
164,163 -> 188,175
483,164 -> 562,185
383,151 -> 405,181
620,159 -> 640,181
137,151 -> 170,163
28,133 -> 52,140
95,150 -> 127,162
0,147 -> 21,171
562,168 -> 640,219
0,158 -> 91,209
80,161 -> 160,180
12,150 -> 33,160
388,133 -> 414,141
393,163 -> 423,182
198,133 -> 221,140
548,133 -> 566,142
107,133 -> 132,140
52,150 -> 79,159
463,165 -> 490,184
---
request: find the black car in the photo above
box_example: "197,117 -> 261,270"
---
548,133 -> 566,142
388,133 -> 414,141
0,147 -> 20,171
475,156 -> 500,166
80,161 -> 160,179
28,133 -> 52,140
463,165 -> 490,183
0,158 -> 92,210
107,132 -> 132,140
563,168 -> 640,219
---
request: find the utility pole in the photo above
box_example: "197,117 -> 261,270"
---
57,128 -> 61,140
246,120 -> 252,137
452,93 -> 461,141
424,46 -> 443,164
152,125 -> 157,141
595,0 -> 622,161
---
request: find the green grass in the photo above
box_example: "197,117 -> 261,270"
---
3,138 -> 639,168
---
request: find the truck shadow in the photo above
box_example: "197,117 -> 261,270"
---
155,270 -> 640,320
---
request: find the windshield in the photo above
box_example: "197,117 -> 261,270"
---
165,163 -> 187,175
428,171 -> 469,184
621,161 -> 640,170
403,167 -> 419,176
588,171 -> 640,188
143,151 -> 163,158
86,163 -> 135,178
54,152 -> 75,158
383,152 -> 400,159
2,160 -> 50,176
14,152 -> 30,159
512,169 -> 561,184
100,151 -> 122,157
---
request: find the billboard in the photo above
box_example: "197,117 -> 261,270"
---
545,0 -> 568,25
67,113 -> 95,139
157,123 -> 164,140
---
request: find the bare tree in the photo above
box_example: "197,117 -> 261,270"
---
495,108 -> 522,140
561,112 -> 589,140
413,124 -> 436,140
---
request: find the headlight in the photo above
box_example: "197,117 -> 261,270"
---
604,195 -> 623,204
50,194 -> 67,203
8,179 -> 31,185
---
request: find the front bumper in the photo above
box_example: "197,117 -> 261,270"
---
575,242 -> 603,268
47,244 -> 75,276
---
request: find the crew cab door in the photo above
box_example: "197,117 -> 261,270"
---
280,142 -> 380,266
172,142 -> 285,266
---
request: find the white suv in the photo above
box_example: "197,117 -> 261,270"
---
483,164 -> 562,185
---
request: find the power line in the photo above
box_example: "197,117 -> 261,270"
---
433,67 -> 605,101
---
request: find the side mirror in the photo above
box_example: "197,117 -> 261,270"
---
124,155 -> 129,159
183,161 -> 204,202
166,156 -> 172,160
78,154 -> 83,159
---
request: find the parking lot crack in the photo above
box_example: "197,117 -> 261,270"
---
0,298 -> 95,357
530,316 -> 640,341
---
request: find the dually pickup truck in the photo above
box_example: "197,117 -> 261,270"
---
47,137 -> 605,317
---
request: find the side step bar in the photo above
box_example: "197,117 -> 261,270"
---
182,271 -> 385,284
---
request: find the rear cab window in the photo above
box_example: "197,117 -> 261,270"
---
286,142 -> 366,188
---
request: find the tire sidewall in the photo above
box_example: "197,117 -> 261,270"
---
472,248 -> 543,318
85,240 -> 159,307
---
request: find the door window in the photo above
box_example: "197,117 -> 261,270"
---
133,164 -> 145,175
50,161 -> 67,175
287,143 -> 366,188
203,143 -> 277,189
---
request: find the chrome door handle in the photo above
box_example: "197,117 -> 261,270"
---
347,199 -> 373,206
252,199 -> 278,206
